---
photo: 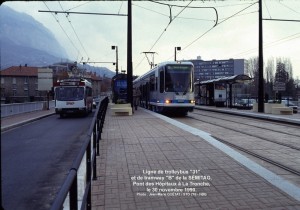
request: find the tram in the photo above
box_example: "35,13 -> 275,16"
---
133,61 -> 195,115
111,73 -> 127,103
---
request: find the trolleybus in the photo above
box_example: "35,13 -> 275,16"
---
54,78 -> 93,117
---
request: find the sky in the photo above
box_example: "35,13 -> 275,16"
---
3,1 -> 300,79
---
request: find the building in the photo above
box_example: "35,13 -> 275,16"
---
1,66 -> 41,103
1,65 -> 103,104
189,57 -> 248,82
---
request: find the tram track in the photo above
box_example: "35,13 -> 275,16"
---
175,111 -> 300,178
213,136 -> 300,176
192,111 -> 300,138
188,113 -> 300,151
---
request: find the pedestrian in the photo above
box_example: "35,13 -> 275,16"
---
133,88 -> 141,110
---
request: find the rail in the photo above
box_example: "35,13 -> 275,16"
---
50,96 -> 109,210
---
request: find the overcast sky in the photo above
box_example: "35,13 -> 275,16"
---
3,1 -> 300,78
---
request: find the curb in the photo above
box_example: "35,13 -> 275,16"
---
1,113 -> 55,132
194,106 -> 300,126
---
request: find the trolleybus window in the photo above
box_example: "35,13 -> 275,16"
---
55,87 -> 84,101
165,65 -> 193,92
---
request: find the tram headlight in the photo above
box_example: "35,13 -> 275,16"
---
191,100 -> 195,104
165,99 -> 171,104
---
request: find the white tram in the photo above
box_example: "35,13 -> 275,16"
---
54,78 -> 93,117
133,61 -> 195,115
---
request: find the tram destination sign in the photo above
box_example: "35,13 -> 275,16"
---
273,82 -> 286,91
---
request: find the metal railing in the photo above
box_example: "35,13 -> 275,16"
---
50,96 -> 109,210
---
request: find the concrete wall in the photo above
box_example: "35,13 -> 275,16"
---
1,101 -> 55,118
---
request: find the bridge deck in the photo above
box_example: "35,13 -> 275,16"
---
91,105 -> 300,209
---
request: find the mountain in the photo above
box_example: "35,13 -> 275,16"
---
0,5 -> 69,67
0,5 -> 115,78
83,64 -> 116,78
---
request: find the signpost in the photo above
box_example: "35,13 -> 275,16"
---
38,68 -> 53,110
273,82 -> 286,91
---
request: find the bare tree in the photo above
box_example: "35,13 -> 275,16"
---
265,57 -> 275,83
247,57 -> 260,97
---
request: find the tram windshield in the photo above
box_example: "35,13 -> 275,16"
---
165,65 -> 193,92
115,80 -> 127,94
55,87 -> 84,101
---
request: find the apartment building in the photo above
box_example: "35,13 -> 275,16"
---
189,57 -> 248,81
1,65 -> 102,103
1,66 -> 40,103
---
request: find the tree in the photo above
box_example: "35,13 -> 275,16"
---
247,57 -> 261,98
265,58 -> 275,100
274,57 -> 296,99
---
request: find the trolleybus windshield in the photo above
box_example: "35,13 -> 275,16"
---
165,65 -> 193,92
55,87 -> 84,101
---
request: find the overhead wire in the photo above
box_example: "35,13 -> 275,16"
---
230,1 -> 300,58
278,1 -> 300,16
218,10 -> 258,21
65,1 -> 92,12
263,0 -> 272,19
42,1 -> 81,61
134,0 -> 194,70
133,3 -> 169,18
118,1 -> 124,15
136,1 -> 257,68
172,1 -> 258,60
149,0 -> 194,51
58,1 -> 89,62
133,3 -> 215,22
230,32 -> 300,58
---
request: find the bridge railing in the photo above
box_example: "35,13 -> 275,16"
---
50,96 -> 109,210
1,101 -> 55,118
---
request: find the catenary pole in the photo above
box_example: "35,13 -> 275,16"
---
127,0 -> 133,108
258,0 -> 264,113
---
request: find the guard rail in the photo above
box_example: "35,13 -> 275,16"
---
50,96 -> 109,210
1,101 -> 55,118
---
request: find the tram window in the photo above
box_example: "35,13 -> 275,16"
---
150,74 -> 155,91
160,70 -> 164,93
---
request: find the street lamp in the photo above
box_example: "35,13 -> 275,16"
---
175,47 -> 181,61
111,46 -> 119,75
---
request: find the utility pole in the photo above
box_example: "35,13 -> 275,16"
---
258,0 -> 264,113
127,0 -> 133,108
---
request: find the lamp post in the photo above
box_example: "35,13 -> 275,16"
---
111,46 -> 119,76
174,47 -> 181,61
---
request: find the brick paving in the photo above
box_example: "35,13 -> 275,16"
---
2,104 -> 300,209
91,105 -> 300,210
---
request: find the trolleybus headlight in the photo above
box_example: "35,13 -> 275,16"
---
165,100 -> 171,104
191,100 -> 195,103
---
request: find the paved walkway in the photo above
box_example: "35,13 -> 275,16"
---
91,105 -> 300,209
1,108 -> 55,132
2,105 -> 300,209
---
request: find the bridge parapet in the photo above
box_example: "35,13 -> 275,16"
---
1,101 -> 55,118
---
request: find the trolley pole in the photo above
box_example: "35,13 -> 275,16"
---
258,0 -> 264,112
127,0 -> 133,108
174,47 -> 181,61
